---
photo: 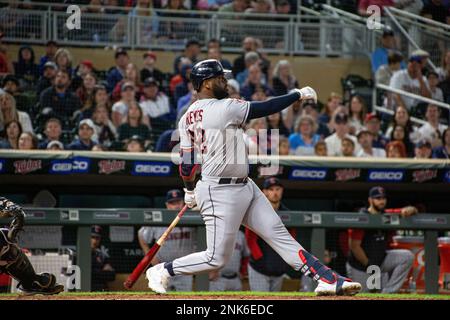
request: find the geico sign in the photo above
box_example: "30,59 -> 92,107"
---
292,170 -> 326,179
73,160 -> 89,171
135,164 -> 170,174
369,171 -> 403,181
52,162 -> 72,172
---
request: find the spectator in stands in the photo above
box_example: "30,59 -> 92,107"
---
0,31 -> 13,76
233,37 -> 257,76
140,77 -> 171,122
219,0 -> 249,14
348,95 -> 367,135
267,112 -> 290,138
88,84 -> 111,119
275,0 -> 291,14
125,135 -> 145,152
1,75 -> 27,111
197,0 -> 232,10
177,81 -> 196,117
112,63 -> 143,103
155,129 -> 179,153
437,50 -> 450,82
71,60 -> 95,91
246,118 -> 269,155
13,46 -> 39,89
91,105 -> 117,149
160,0 -> 190,42
106,48 -> 129,92
386,140 -> 408,158
347,186 -> 415,293
170,58 -> 192,95
174,64 -> 193,105
314,141 -> 328,157
358,0 -> 394,17
389,55 -> 431,111
38,40 -> 58,75
207,39 -> 233,70
325,112 -> 359,156
411,49 -> 432,76
39,69 -> 82,127
421,0 -> 450,24
418,104 -> 446,147
91,225 -> 115,291
288,115 -> 320,156
18,132 -> 38,150
173,39 -> 201,75
0,92 -> 33,134
414,140 -> 433,159
75,72 -> 97,119
364,113 -> 388,149
0,120 -> 22,149
138,189 -> 195,292
371,28 -> 399,74
129,0 -> 159,45
357,129 -> 386,158
227,79 -> 241,99
246,177 -> 291,292
112,82 -> 139,127
67,119 -> 97,151
117,103 -> 151,146
240,64 -> 273,100
375,51 -> 403,86
278,136 -> 290,156
319,92 -> 342,130
38,118 -> 63,149
54,48 -> 73,75
272,60 -> 298,96
36,61 -> 57,96
433,128 -> 450,159
341,137 -> 355,157
300,101 -> 330,138
245,0 -> 275,14
389,124 -> 414,157
385,105 -> 419,143
236,51 -> 260,86
140,51 -> 164,86
47,140 -> 64,151
427,71 -> 444,102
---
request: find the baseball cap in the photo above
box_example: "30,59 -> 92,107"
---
47,140 -> 64,150
263,177 -> 283,189
334,112 -> 348,124
356,128 -> 372,139
43,61 -> 57,70
79,119 -> 95,130
143,51 -> 157,61
409,55 -> 423,63
121,81 -> 135,92
166,189 -> 183,203
382,28 -> 394,37
3,74 -> 20,87
144,77 -> 159,87
364,113 -> 380,123
114,48 -> 128,58
91,225 -> 102,237
129,135 -> 144,143
415,140 -> 432,149
80,60 -> 94,69
411,49 -> 429,58
369,186 -> 386,199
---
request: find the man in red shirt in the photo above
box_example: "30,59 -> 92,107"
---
346,186 -> 416,293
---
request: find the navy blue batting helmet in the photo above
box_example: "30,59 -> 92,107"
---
190,59 -> 231,91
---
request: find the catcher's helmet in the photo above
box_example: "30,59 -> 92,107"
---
190,59 -> 231,91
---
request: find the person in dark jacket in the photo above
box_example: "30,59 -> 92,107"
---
66,119 -> 96,150
36,61 -> 57,97
91,225 -> 115,291
13,45 -> 39,88
346,186 -> 417,293
245,177 -> 293,291
106,48 -> 129,92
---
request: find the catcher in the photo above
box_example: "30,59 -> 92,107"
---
0,196 -> 64,295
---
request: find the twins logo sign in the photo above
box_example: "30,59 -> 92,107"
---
131,161 -> 172,176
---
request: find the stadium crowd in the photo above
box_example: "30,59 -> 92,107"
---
0,33 -> 449,159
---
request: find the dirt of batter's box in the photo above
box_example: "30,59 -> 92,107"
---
1,294 -> 423,300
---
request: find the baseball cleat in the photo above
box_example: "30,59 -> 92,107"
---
315,276 -> 362,296
146,263 -> 169,294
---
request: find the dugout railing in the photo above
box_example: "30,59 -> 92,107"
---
1,208 -> 449,294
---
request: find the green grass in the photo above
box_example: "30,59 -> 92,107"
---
0,291 -> 449,299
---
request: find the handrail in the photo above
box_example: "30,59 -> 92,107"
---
376,83 -> 450,111
373,105 -> 427,126
387,6 -> 450,32
321,3 -> 367,24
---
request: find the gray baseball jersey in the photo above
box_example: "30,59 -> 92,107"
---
179,98 -> 250,178
138,226 -> 196,262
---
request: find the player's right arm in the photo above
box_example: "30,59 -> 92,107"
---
0,197 -> 25,242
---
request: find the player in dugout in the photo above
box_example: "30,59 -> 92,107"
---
0,196 -> 64,295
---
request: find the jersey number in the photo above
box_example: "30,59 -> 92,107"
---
188,126 -> 207,154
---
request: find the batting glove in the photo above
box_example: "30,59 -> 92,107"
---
183,188 -> 197,208
291,87 -> 317,103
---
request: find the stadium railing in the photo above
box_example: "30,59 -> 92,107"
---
1,208 -> 448,294
0,1 -> 375,57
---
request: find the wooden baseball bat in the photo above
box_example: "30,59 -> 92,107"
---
123,205 -> 188,289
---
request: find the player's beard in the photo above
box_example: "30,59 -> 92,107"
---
212,83 -> 229,99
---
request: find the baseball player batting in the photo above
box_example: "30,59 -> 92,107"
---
146,59 -> 362,296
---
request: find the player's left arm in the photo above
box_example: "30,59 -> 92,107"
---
0,197 -> 26,242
